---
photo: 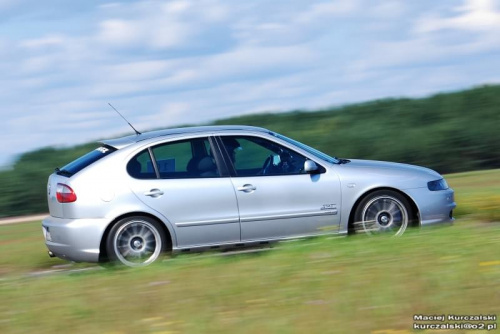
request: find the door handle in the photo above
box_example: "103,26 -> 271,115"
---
237,184 -> 256,192
144,189 -> 164,197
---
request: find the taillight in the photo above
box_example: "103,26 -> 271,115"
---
56,183 -> 77,203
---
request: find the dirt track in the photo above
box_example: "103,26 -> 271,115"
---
0,214 -> 48,226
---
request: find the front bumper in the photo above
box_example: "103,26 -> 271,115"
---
42,216 -> 109,263
404,187 -> 456,226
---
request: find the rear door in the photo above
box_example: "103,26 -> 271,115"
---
218,135 -> 341,241
127,136 -> 241,248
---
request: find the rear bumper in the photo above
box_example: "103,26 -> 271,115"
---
404,187 -> 456,226
42,216 -> 109,263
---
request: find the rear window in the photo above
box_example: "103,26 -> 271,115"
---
57,145 -> 117,177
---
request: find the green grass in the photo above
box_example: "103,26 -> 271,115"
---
0,222 -> 91,276
447,168 -> 500,221
1,223 -> 499,334
0,169 -> 498,334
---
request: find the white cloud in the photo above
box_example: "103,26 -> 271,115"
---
162,0 -> 191,14
98,3 -> 122,10
200,45 -> 317,77
98,15 -> 193,50
372,1 -> 406,17
20,55 -> 57,74
140,101 -> 192,127
19,35 -> 65,49
415,0 -> 500,33
350,0 -> 500,74
297,0 -> 360,23
105,60 -> 173,81
98,19 -> 141,47
96,0 -> 229,50
148,21 -> 194,49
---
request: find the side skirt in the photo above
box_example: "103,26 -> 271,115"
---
172,231 -> 344,254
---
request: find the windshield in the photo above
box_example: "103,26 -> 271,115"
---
271,133 -> 339,164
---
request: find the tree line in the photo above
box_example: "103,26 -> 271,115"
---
1,85 -> 498,217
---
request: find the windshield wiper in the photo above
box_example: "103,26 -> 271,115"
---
338,158 -> 351,164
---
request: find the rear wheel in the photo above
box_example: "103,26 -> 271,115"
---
353,190 -> 413,236
106,216 -> 166,267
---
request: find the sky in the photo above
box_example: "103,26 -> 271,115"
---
0,0 -> 499,167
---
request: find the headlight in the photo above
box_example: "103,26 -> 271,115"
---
427,178 -> 449,191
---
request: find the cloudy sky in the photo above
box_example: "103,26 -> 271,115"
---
1,0 -> 499,167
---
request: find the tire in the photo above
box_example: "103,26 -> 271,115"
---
353,190 -> 414,236
106,216 -> 167,267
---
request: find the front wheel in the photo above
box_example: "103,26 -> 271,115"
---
353,190 -> 414,236
106,216 -> 166,267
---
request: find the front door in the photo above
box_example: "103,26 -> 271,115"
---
219,135 -> 341,241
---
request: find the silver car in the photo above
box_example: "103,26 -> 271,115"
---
42,125 -> 456,266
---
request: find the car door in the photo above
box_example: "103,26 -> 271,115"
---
127,136 -> 240,248
218,135 -> 341,241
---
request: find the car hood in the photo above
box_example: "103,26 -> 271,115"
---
346,159 -> 440,176
336,159 -> 442,186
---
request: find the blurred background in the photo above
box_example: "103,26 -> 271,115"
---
0,1 -> 499,333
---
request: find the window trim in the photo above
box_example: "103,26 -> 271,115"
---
214,136 -> 237,177
208,136 -> 231,177
147,147 -> 160,179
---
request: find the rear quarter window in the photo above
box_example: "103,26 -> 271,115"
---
57,145 -> 117,177
127,150 -> 157,179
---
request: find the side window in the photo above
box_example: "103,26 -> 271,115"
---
151,138 -> 219,179
221,136 -> 308,177
127,150 -> 156,179
152,141 -> 191,174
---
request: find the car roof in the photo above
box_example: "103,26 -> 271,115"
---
100,125 -> 271,149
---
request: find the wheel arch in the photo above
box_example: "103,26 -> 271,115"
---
99,211 -> 174,262
347,187 -> 420,234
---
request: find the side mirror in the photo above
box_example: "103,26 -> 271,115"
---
304,160 -> 319,173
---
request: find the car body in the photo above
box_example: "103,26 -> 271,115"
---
42,125 -> 456,266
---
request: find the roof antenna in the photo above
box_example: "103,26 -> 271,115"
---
108,103 -> 141,135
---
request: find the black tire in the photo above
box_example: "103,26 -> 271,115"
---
353,190 -> 414,236
106,216 -> 167,267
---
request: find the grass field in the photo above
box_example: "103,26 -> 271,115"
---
0,169 -> 499,334
446,169 -> 500,222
